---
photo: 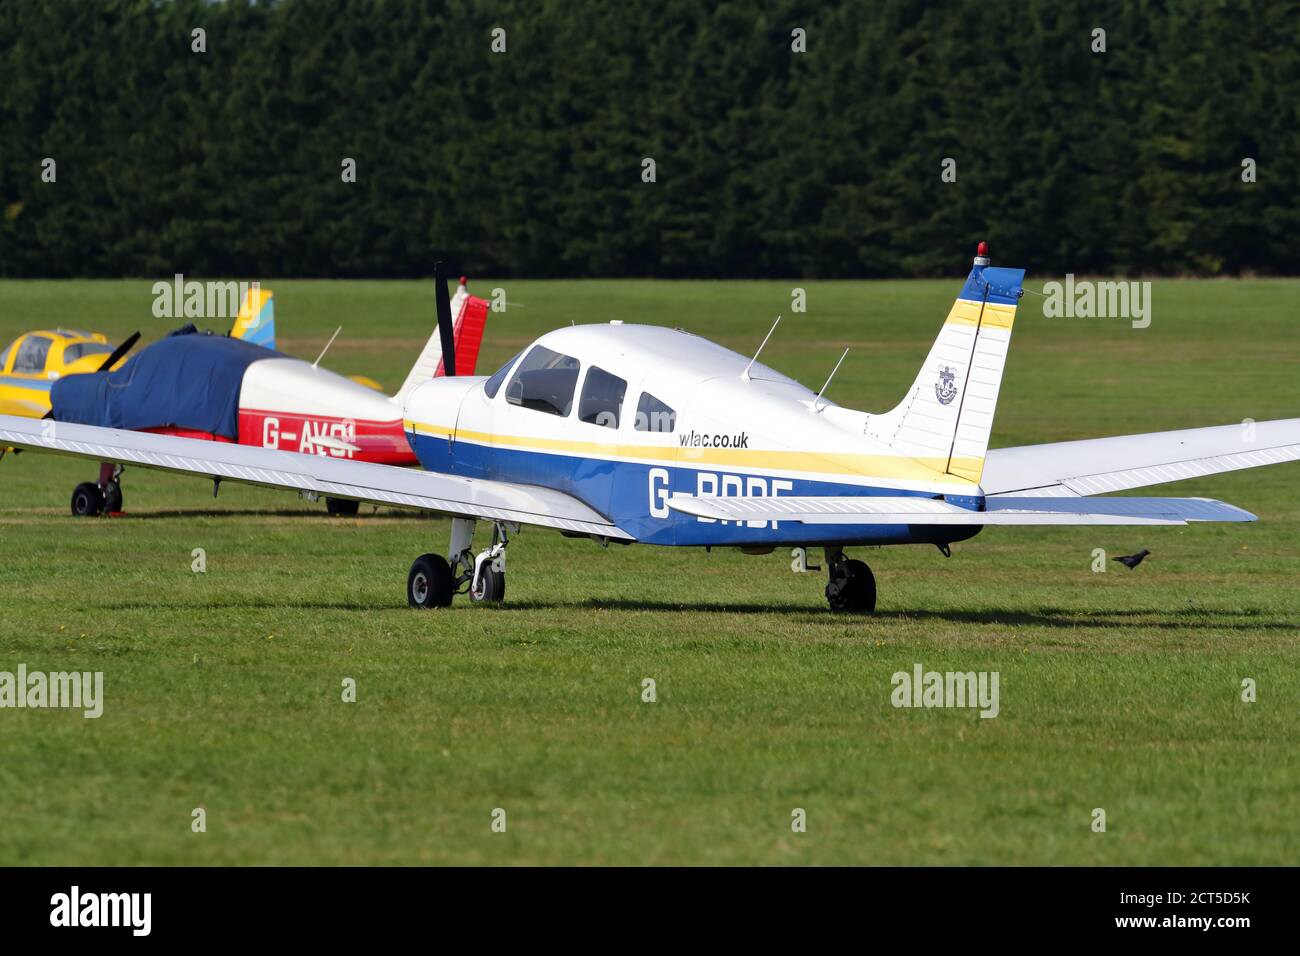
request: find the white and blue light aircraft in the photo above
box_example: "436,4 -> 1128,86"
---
3,251 -> 1298,612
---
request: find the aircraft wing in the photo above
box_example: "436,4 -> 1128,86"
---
980,418 -> 1300,497
667,494 -> 1255,526
0,414 -> 631,540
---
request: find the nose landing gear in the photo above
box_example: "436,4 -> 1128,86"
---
465,522 -> 508,604
407,518 -> 513,609
824,548 -> 877,613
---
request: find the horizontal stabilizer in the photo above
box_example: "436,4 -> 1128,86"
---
667,493 -> 1255,526
983,418 -> 1300,497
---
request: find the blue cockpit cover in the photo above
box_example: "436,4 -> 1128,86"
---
50,331 -> 283,439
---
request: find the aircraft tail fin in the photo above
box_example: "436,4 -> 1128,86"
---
864,245 -> 1024,486
392,277 -> 490,404
230,283 -> 276,349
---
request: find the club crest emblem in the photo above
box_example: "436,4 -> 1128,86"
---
935,366 -> 958,405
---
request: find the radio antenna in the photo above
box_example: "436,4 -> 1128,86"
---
313,326 -> 342,368
742,316 -> 781,381
813,348 -> 850,412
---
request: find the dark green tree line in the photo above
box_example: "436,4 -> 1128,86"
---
1,0 -> 1297,278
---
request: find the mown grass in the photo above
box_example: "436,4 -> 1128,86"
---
1,276 -> 1297,864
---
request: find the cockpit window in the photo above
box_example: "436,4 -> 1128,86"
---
505,345 -> 580,417
483,350 -> 523,399
578,366 -> 627,429
13,335 -> 53,373
63,342 -> 115,363
0,342 -> 12,371
634,392 -> 676,433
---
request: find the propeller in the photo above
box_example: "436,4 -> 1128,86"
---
434,261 -> 456,376
98,331 -> 141,372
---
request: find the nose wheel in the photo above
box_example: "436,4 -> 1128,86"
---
462,521 -> 509,604
825,549 -> 877,613
470,564 -> 505,603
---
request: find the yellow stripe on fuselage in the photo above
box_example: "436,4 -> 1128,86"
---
405,420 -> 982,486
0,383 -> 52,417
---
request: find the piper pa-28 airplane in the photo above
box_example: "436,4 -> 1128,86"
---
2,250 -> 1298,612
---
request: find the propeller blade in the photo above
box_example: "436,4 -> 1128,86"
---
434,261 -> 456,376
98,331 -> 141,372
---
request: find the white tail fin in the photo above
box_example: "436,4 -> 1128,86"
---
393,277 -> 490,404
864,250 -> 1024,485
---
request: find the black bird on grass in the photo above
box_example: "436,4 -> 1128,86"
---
1113,548 -> 1151,569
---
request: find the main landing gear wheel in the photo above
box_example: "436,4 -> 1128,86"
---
326,497 -> 360,516
470,565 -> 505,604
826,556 -> 877,613
70,482 -> 104,517
408,553 -> 454,609
102,480 -> 124,514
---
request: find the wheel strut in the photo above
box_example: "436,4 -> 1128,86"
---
471,522 -> 509,594
444,518 -> 514,604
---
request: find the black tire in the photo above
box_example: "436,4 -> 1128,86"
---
407,553 -> 454,608
326,497 -> 360,516
826,558 -> 877,613
470,565 -> 506,604
102,480 -> 123,514
70,482 -> 104,517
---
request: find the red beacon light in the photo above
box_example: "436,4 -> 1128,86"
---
974,241 -> 990,266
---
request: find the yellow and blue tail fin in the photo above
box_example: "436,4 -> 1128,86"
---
230,284 -> 275,350
864,244 -> 1024,486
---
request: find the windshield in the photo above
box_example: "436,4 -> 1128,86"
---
483,350 -> 524,399
63,342 -> 116,363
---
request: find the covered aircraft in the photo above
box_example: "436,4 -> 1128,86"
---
39,279 -> 488,515
2,251 -> 1297,612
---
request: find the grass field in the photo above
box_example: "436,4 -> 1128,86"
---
1,276 -> 1298,865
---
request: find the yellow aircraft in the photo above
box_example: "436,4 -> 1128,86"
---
0,329 -> 135,418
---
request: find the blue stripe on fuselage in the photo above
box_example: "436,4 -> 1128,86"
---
0,375 -> 54,392
411,432 -> 983,548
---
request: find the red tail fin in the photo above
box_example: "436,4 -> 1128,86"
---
438,278 -> 489,376
394,277 -> 491,403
